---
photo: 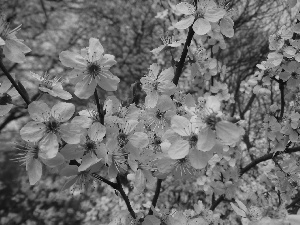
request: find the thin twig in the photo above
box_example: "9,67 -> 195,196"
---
173,26 -> 195,86
148,179 -> 163,215
116,175 -> 136,219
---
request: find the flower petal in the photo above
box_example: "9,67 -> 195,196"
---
78,154 -> 101,172
60,165 -> 78,177
171,115 -> 190,136
59,123 -> 82,144
145,91 -> 158,108
20,121 -> 46,142
74,76 -> 97,99
51,102 -> 75,122
176,2 -> 195,15
204,8 -> 226,22
60,144 -> 84,160
88,122 -> 106,141
168,139 -> 189,159
28,101 -> 51,122
174,15 -> 195,30
193,18 -> 211,35
197,127 -> 216,152
27,158 -> 42,185
39,133 -> 59,158
41,152 -> 65,167
88,38 -> 104,62
96,70 -> 120,91
216,121 -> 242,145
129,132 -> 149,148
59,51 -> 86,69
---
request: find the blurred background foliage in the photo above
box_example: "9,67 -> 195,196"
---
0,0 -> 297,224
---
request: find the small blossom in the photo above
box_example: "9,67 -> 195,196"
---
141,64 -> 176,108
0,14 -> 31,63
0,76 -> 19,116
30,71 -> 72,100
174,0 -> 226,36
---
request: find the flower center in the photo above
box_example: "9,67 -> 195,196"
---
83,139 -> 97,155
205,114 -> 221,130
87,63 -> 102,78
45,120 -> 60,133
117,132 -> 128,147
189,134 -> 198,147
291,72 -> 298,79
156,110 -> 165,120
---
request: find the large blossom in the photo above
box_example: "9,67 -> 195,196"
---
59,38 -> 119,99
174,0 -> 226,35
20,101 -> 82,158
0,14 -> 31,63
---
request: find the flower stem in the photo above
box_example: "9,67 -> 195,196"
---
148,179 -> 162,215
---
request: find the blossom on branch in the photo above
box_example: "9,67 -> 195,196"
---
59,38 -> 120,99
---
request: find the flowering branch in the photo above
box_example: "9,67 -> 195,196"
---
0,59 -> 30,105
210,146 -> 300,211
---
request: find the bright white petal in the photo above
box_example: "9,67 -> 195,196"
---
74,76 -> 97,99
27,158 -> 42,185
60,123 -> 82,144
176,2 -> 195,15
168,139 -> 189,159
28,101 -> 51,122
60,144 -> 84,160
174,15 -> 195,30
88,122 -> 106,141
78,154 -> 101,172
51,102 -> 75,122
145,91 -> 158,108
59,51 -> 86,69
129,132 -> 149,148
39,133 -> 59,158
197,127 -> 216,151
20,121 -> 46,142
192,18 -> 211,35
171,115 -> 190,136
88,38 -> 104,62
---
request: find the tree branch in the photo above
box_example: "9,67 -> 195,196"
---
0,60 -> 30,105
116,175 -> 136,219
148,179 -> 163,215
173,26 -> 195,86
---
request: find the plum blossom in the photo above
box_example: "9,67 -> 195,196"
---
20,101 -> 82,158
141,64 -> 176,108
15,142 -> 65,185
30,71 -> 72,100
150,34 -> 184,56
59,38 -> 119,99
174,0 -> 226,35
60,123 -> 106,172
196,96 -> 243,151
0,14 -> 31,63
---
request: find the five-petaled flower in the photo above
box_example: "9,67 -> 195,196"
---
174,0 -> 226,35
20,101 -> 83,158
59,38 -> 120,99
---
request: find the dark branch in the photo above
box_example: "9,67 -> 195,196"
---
148,179 -> 163,215
173,26 -> 195,86
116,175 -> 136,219
0,60 -> 30,105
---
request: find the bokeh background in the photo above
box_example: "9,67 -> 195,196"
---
0,0 -> 297,224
